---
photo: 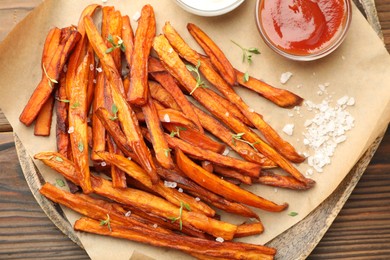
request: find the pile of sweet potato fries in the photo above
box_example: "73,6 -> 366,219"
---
19,4 -> 314,259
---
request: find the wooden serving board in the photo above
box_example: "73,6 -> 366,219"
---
13,0 -> 385,259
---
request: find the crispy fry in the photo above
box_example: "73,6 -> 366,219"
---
150,69 -> 204,133
96,151 -> 214,216
191,105 -> 276,168
102,7 -> 123,71
127,4 -> 156,105
74,217 -> 275,259
187,23 -> 236,86
122,15 -> 135,68
153,34 -> 313,186
20,27 -> 80,126
39,183 -> 171,234
55,72 -> 71,158
91,73 -> 107,161
35,152 -> 237,239
254,171 -> 310,190
164,22 -> 305,163
176,149 -> 288,212
148,56 -> 167,73
234,222 -> 264,238
157,166 -> 260,220
164,123 -> 225,154
149,80 -> 181,110
106,136 -> 128,188
204,88 -> 254,127
235,69 -> 304,108
151,130 -> 261,178
34,94 -> 54,136
142,94 -> 174,169
212,165 -> 252,185
68,52 -> 92,194
84,16 -> 158,183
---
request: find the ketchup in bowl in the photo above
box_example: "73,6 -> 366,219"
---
256,0 -> 352,61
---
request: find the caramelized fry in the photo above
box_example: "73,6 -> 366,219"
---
236,69 -> 304,108
142,94 -> 174,169
91,72 -> 106,161
20,27 -> 80,126
212,165 -> 252,185
176,149 -> 288,212
68,53 -> 92,194
34,95 -> 54,136
164,123 -> 225,154
234,222 -> 264,238
55,72 -> 71,158
96,151 -> 214,216
157,167 -> 259,220
74,217 -> 275,259
254,171 -> 310,190
137,108 -> 197,129
122,15 -> 135,68
149,80 -> 181,110
84,16 -> 158,183
187,23 -> 236,86
39,183 -> 171,234
127,4 -> 156,105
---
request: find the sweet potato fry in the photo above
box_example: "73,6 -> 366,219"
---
68,53 -> 92,194
35,152 -> 238,239
149,80 -> 181,110
212,165 -> 252,185
176,149 -> 288,212
85,45 -> 96,113
19,26 -> 80,126
106,136 -> 127,188
164,123 -> 225,154
142,94 -> 174,169
55,72 -> 71,158
148,56 -> 167,73
84,16 -> 158,183
74,217 -> 275,259
234,222 -> 264,238
91,73 -> 106,161
187,23 -> 236,86
127,4 -> 156,105
122,15 -> 135,68
157,166 -> 259,220
102,7 -> 123,71
34,95 -> 54,136
204,88 -> 254,127
153,131 -> 261,178
150,70 -> 204,132
254,171 -> 310,190
235,69 -> 304,108
39,183 -> 171,234
153,34 -> 314,187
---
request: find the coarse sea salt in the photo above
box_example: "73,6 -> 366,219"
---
282,124 -> 294,136
164,181 -> 177,188
280,71 -> 293,84
132,11 -> 141,21
302,96 -> 355,173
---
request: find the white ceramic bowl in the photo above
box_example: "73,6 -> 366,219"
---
175,0 -> 245,16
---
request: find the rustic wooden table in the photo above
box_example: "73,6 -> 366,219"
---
0,0 -> 389,259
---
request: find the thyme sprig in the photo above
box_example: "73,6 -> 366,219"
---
105,34 -> 126,54
100,214 -> 112,231
231,40 -> 260,82
186,60 -> 208,95
231,132 -> 259,152
169,126 -> 187,138
42,64 -> 58,88
168,201 -> 191,230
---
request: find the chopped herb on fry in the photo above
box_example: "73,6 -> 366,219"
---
99,214 -> 112,231
168,201 -> 191,230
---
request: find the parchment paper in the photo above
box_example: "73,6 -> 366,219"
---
0,0 -> 389,259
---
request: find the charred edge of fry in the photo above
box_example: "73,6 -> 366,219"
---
235,69 -> 304,108
254,171 -> 311,190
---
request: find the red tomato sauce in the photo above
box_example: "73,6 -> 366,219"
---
259,0 -> 347,55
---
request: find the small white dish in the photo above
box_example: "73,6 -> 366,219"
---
175,0 -> 244,16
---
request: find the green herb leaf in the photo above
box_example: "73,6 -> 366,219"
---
186,60 -> 208,95
288,211 -> 298,217
105,47 -> 115,54
100,214 -> 112,231
55,97 -> 70,103
105,34 -> 126,54
231,132 -> 258,151
168,201 -> 191,230
164,148 -> 172,157
71,102 -> 80,109
169,126 -> 187,138
110,104 -> 119,120
56,179 -> 66,187
42,64 -> 58,88
55,156 -> 64,162
78,142 -> 84,152
243,72 -> 250,82
248,47 -> 261,54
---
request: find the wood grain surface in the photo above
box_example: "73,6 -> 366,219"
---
0,1 -> 389,259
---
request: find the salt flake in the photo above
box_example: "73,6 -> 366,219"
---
280,71 -> 293,84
